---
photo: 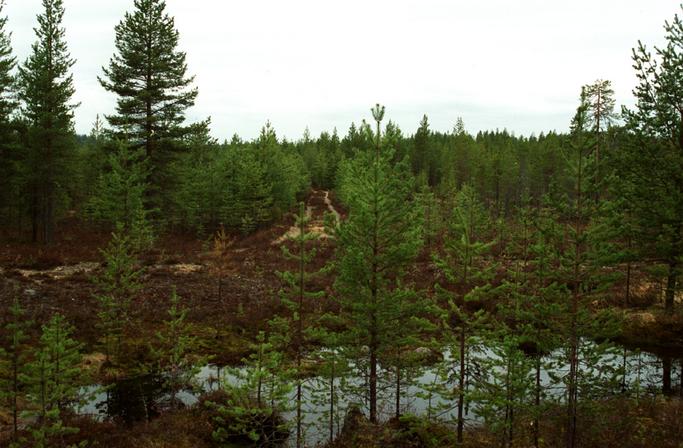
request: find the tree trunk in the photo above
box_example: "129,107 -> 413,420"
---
12,350 -> 18,437
369,331 -> 377,423
625,261 -> 631,306
664,259 -> 678,312
330,359 -> 335,443
457,325 -> 466,446
534,355 -> 541,448
395,362 -> 401,419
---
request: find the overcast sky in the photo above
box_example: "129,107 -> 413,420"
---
3,0 -> 678,140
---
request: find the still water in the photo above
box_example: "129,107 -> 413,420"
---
75,343 -> 682,445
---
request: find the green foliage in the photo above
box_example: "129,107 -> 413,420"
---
152,288 -> 203,409
276,201 -> 324,447
95,226 -> 144,365
18,0 -> 77,244
0,0 -> 14,120
256,121 -> 310,218
334,104 -> 423,423
432,183 -> 497,445
86,143 -> 146,224
99,0 -> 206,170
0,297 -> 32,439
0,0 -> 18,219
21,314 -> 86,447
306,314 -> 351,444
470,332 -> 535,446
299,128 -> 342,189
170,137 -> 308,235
412,114 -> 438,185
208,330 -> 292,447
614,5 -> 683,311
86,142 -> 154,250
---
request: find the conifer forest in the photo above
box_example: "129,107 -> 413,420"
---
1,0 -> 683,447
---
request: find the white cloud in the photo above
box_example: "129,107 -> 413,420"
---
4,0 -> 676,140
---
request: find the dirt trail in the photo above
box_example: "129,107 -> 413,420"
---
16,262 -> 100,280
323,190 -> 340,226
272,190 -> 341,245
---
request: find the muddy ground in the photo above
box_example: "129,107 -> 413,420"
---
0,188 -> 681,365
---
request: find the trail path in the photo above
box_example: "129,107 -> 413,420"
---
272,190 -> 341,245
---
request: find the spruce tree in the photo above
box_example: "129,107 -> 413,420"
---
18,0 -> 77,244
335,104 -> 422,423
99,0 -> 206,204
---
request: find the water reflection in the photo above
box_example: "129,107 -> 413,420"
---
76,344 -> 682,441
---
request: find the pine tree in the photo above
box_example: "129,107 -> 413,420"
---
22,314 -> 85,446
413,114 -> 435,184
615,6 -> 683,312
433,184 -> 496,446
334,104 -> 422,423
86,143 -> 148,226
18,0 -> 77,244
86,142 -> 154,250
0,0 -> 18,219
99,0 -> 206,204
583,79 -> 616,191
523,206 -> 564,448
563,92 -> 592,448
209,330 -> 292,447
0,0 -> 14,120
384,287 -> 437,419
307,313 -> 350,444
557,90 -> 622,448
277,201 -> 324,448
235,150 -> 274,234
471,329 -> 535,448
152,288 -> 202,409
0,297 -> 32,439
416,183 -> 440,250
95,226 -> 144,366
255,121 -> 309,218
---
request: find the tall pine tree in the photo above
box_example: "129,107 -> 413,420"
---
99,0 -> 206,207
18,0 -> 77,244
0,0 -> 18,221
334,104 -> 422,423
615,6 -> 683,312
